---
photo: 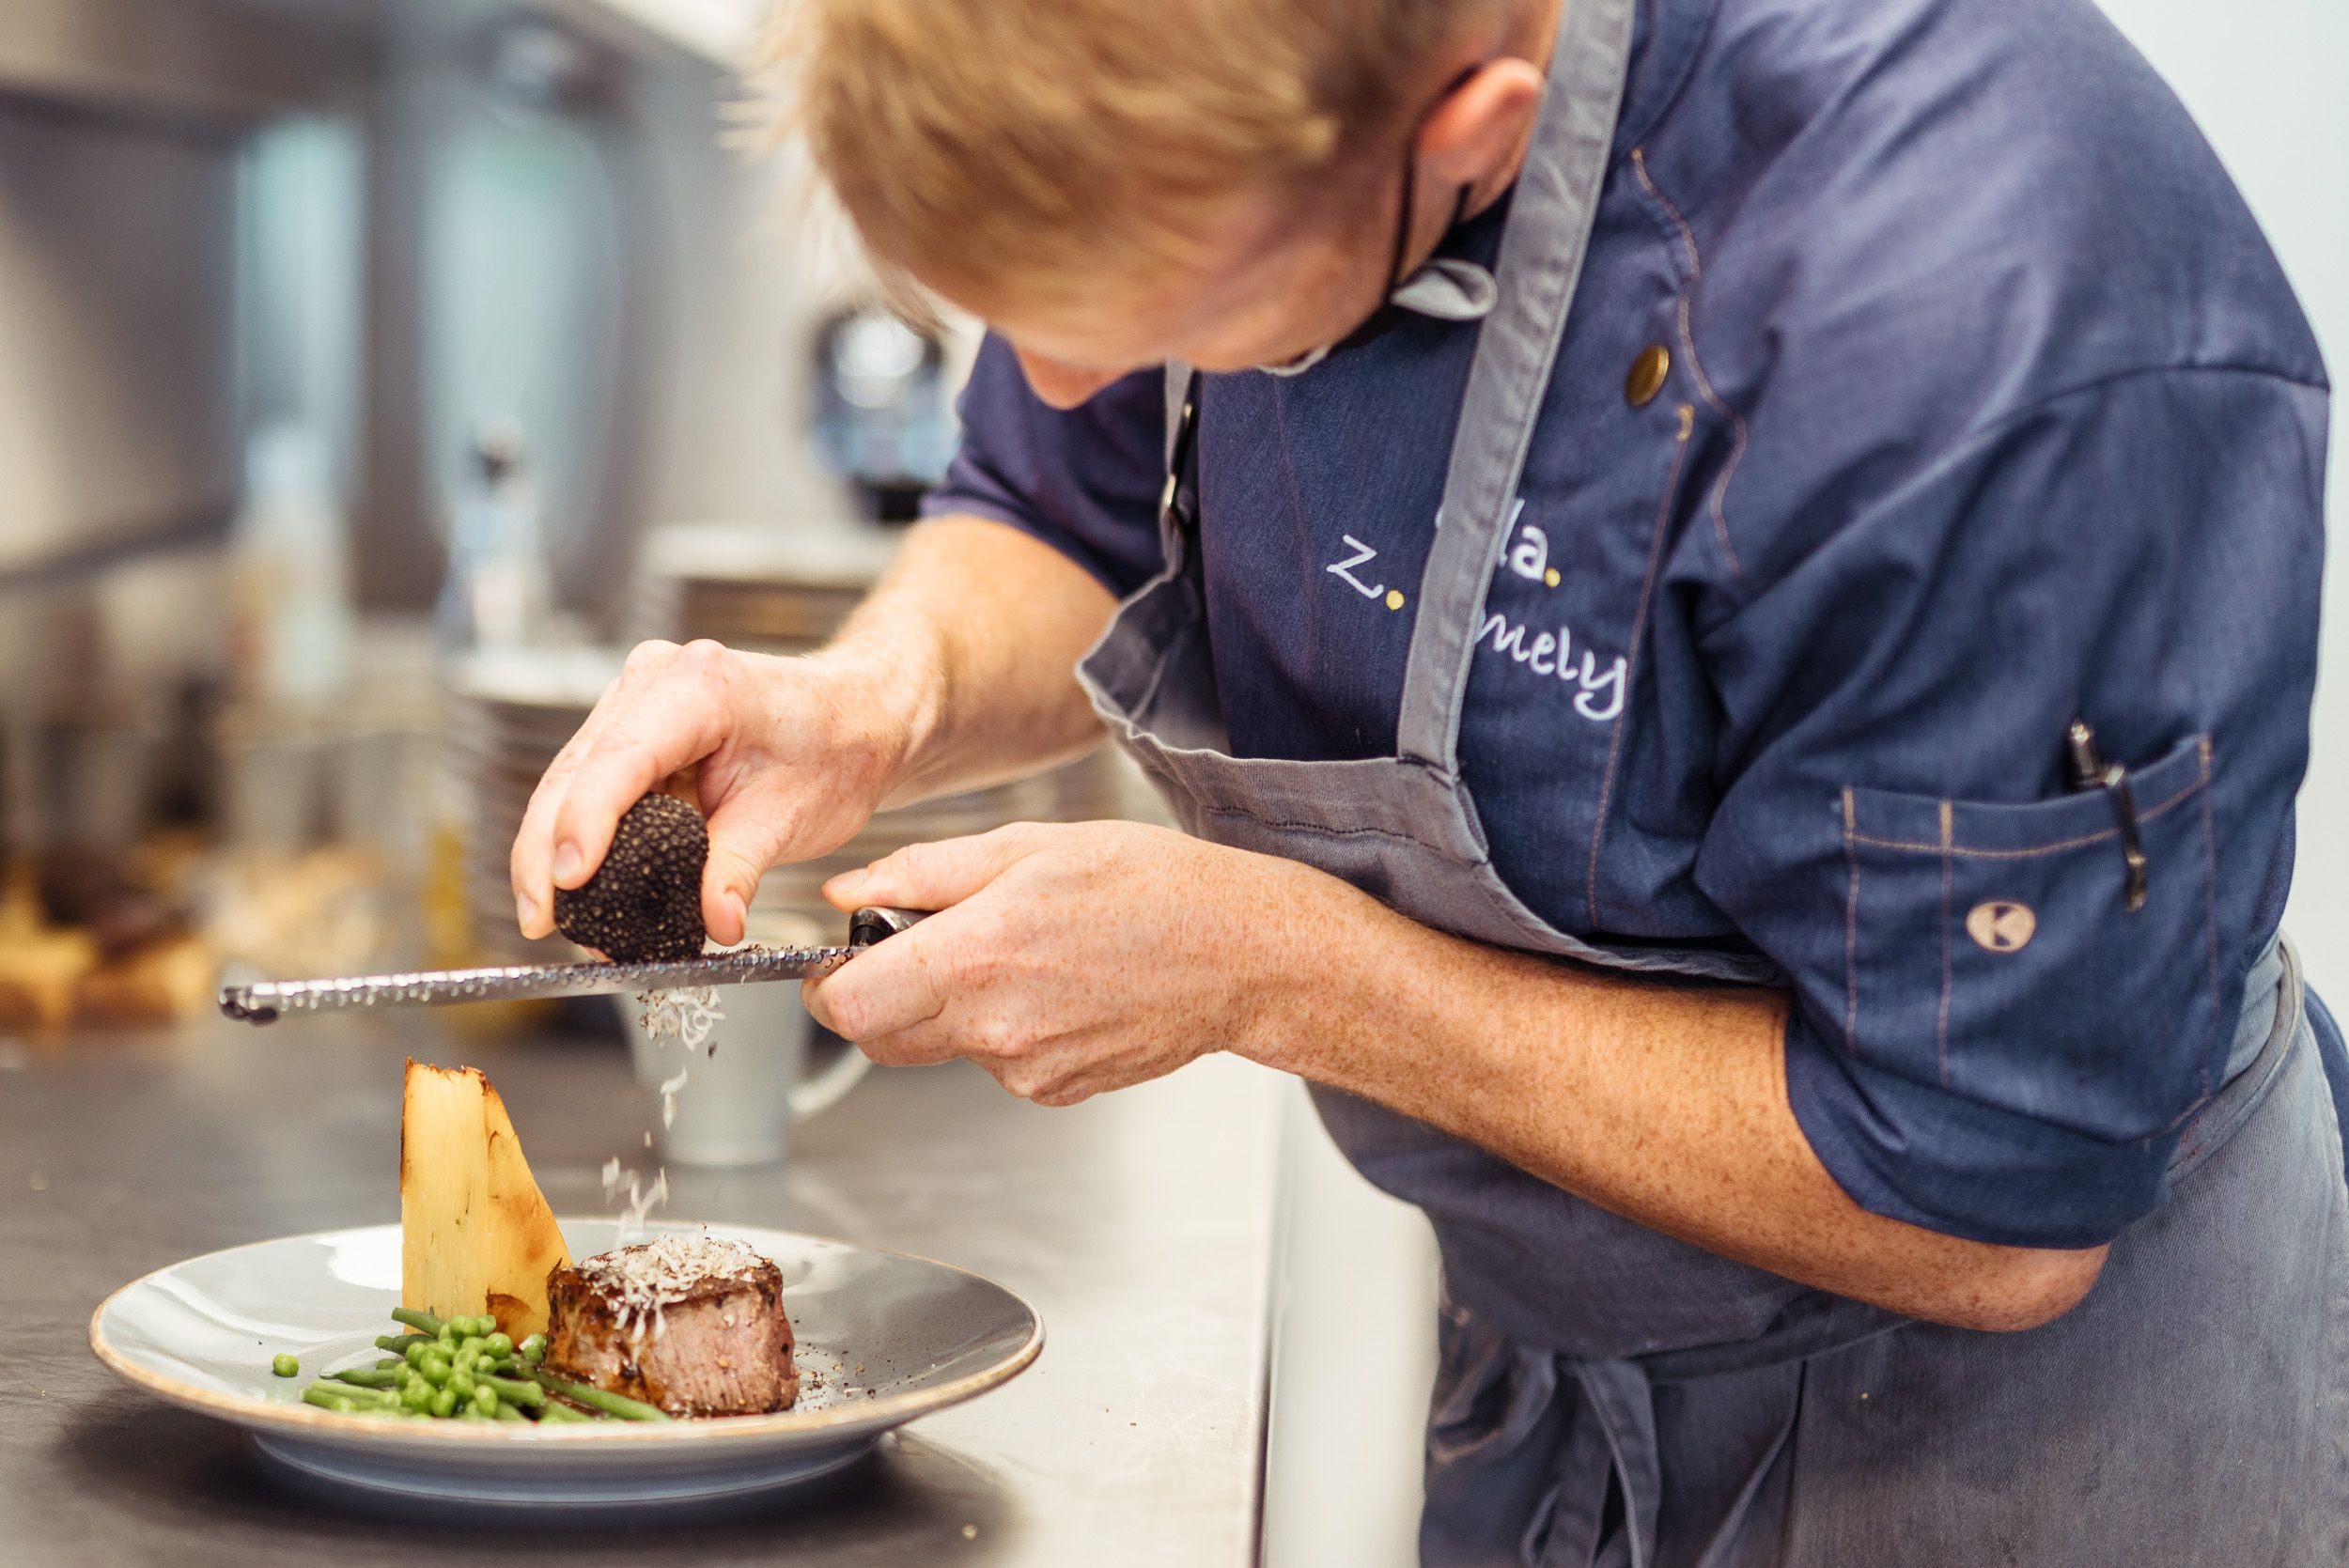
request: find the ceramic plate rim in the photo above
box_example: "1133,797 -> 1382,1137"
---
88,1219 -> 1044,1447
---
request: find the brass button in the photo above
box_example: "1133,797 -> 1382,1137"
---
1626,344 -> 1672,408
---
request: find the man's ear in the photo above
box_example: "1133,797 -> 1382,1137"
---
1418,57 -> 1548,210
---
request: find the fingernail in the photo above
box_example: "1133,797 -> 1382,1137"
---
831,868 -> 869,899
552,845 -> 583,886
516,893 -> 539,931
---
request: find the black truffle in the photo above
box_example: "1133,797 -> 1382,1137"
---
553,794 -> 709,963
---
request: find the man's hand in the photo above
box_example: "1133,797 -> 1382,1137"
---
511,641 -> 926,947
801,822 -> 1301,1105
506,516 -> 1118,950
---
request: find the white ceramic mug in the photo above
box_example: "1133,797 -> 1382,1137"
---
614,910 -> 870,1167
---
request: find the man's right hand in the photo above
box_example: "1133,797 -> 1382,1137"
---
509,639 -> 929,948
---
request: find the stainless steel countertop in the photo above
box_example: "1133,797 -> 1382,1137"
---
0,1013 -> 1283,1565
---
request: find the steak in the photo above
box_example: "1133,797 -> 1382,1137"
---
543,1234 -> 798,1416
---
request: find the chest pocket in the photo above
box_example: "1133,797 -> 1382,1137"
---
1842,735 -> 2217,1141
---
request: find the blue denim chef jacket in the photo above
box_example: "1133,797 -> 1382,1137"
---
925,0 -> 2333,1250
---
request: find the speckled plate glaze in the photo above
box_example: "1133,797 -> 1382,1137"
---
89,1219 -> 1042,1508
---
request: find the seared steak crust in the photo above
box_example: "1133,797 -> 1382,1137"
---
543,1237 -> 798,1416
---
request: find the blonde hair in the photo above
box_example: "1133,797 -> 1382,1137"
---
764,0 -> 1498,304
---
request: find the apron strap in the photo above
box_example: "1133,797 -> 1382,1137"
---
1394,0 -> 1638,769
1567,1359 -> 1663,1568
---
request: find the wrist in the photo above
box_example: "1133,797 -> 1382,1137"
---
801,637 -> 947,810
1224,851 -> 1377,1079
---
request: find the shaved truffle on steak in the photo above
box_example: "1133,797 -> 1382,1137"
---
543,1234 -> 798,1416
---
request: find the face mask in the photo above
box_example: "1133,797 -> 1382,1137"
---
1255,141 -> 1498,378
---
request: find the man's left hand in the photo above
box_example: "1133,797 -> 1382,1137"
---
800,821 -> 1305,1106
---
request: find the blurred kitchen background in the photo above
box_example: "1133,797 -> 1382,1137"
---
0,0 -> 2337,1561
0,1 -> 1437,1558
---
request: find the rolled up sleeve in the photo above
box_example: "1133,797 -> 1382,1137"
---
1693,366 -> 2327,1248
921,334 -> 1168,596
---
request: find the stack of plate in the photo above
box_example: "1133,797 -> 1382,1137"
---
443,647 -> 624,963
623,522 -> 899,656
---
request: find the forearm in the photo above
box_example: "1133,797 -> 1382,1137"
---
824,514 -> 1118,805
1251,861 -> 2107,1331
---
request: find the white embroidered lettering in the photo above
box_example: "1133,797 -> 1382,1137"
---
1505,503 -> 1548,582
1325,535 -> 1386,599
1573,655 -> 1628,722
1474,611 -> 1625,723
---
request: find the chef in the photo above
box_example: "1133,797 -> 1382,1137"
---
511,0 -> 2347,1558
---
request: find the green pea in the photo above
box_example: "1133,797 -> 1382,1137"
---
448,1370 -> 477,1400
483,1332 -> 514,1358
471,1386 -> 499,1418
419,1354 -> 453,1387
404,1340 -> 431,1367
271,1353 -> 300,1378
519,1334 -> 547,1364
401,1382 -> 433,1414
428,1386 -> 458,1419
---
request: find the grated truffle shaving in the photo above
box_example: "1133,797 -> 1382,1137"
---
633,986 -> 723,1128
570,1232 -> 767,1341
602,1159 -> 670,1251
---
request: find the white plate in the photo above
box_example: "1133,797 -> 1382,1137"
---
89,1219 -> 1042,1509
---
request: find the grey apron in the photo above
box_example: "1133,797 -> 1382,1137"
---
1075,0 -> 2349,1558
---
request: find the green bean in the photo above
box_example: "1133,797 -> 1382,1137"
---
305,1384 -> 401,1415
377,1333 -> 432,1355
525,1369 -> 671,1422
388,1307 -> 445,1337
536,1400 -> 593,1422
323,1382 -> 401,1405
480,1373 -> 544,1408
494,1402 -> 526,1421
470,1386 -> 500,1418
372,1357 -> 405,1371
326,1367 -> 401,1389
271,1353 -> 300,1378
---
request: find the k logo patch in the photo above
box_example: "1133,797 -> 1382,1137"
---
1966,901 -> 2037,954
